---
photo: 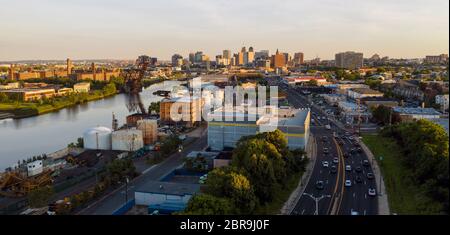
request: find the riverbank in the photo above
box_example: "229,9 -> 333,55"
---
0,91 -> 117,119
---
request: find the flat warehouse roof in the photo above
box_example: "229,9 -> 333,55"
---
135,181 -> 200,196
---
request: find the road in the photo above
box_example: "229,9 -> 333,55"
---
78,133 -> 207,215
269,78 -> 378,215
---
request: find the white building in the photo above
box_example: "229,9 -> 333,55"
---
27,160 -> 43,177
207,106 -> 310,151
435,95 -> 449,112
347,88 -> 384,99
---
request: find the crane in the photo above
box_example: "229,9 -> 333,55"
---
123,55 -> 151,115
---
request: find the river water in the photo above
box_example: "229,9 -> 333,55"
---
0,81 -> 180,170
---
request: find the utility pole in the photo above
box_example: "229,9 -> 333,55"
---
303,193 -> 331,215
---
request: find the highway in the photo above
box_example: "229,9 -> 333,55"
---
268,77 -> 378,215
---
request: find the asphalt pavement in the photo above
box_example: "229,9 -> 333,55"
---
275,81 -> 378,215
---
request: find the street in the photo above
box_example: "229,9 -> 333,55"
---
271,78 -> 378,215
77,133 -> 207,215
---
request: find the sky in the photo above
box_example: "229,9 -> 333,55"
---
0,0 -> 448,61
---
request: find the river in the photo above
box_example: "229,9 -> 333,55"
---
0,81 -> 180,170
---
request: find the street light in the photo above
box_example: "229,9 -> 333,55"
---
303,193 -> 331,215
378,156 -> 383,196
125,176 -> 130,203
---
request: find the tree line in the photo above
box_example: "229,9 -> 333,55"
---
381,119 -> 449,214
180,130 -> 307,215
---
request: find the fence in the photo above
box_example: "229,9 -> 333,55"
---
112,199 -> 135,215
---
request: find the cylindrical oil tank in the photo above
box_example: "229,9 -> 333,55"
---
112,129 -> 144,151
137,119 -> 158,145
83,126 -> 112,150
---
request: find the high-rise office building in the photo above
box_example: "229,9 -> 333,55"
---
247,46 -> 255,65
172,54 -> 183,67
293,52 -> 304,66
66,58 -> 72,74
283,53 -> 291,64
255,50 -> 269,60
335,51 -> 364,69
189,53 -> 195,63
223,50 -> 231,60
194,51 -> 204,63
271,49 -> 286,68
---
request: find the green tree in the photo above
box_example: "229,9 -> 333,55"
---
181,194 -> 233,215
102,83 -> 117,96
307,79 -> 318,86
205,167 -> 258,214
106,158 -> 136,184
0,93 -> 8,102
28,186 -> 54,208
382,119 -> 449,213
160,134 -> 182,157
148,101 -> 160,115
371,105 -> 392,125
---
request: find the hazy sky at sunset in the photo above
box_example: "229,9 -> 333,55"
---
0,0 -> 448,61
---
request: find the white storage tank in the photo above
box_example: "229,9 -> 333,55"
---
83,126 -> 112,150
112,129 -> 144,151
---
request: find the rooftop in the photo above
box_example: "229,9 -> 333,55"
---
393,107 -> 441,115
350,88 -> 383,95
135,181 -> 200,196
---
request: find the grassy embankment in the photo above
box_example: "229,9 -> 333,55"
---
253,171 -> 304,214
362,134 -> 441,214
0,91 -> 114,118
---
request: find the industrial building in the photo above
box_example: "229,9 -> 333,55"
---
83,126 -> 113,150
136,119 -> 158,145
392,107 -> 442,121
283,76 -> 328,86
160,96 -> 202,127
0,88 -> 56,101
111,129 -> 144,152
73,82 -> 91,93
347,88 -> 384,99
207,106 -> 310,151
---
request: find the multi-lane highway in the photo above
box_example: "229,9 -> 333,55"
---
268,77 -> 378,215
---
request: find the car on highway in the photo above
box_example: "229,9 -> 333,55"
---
366,172 -> 374,180
345,180 -> 352,187
350,148 -> 356,154
330,165 -> 337,173
323,148 -> 329,154
322,161 -> 329,168
343,153 -> 350,158
355,176 -> 363,183
368,188 -> 377,196
356,147 -> 362,152
363,160 -> 370,167
333,157 -> 339,164
316,181 -> 324,190
355,166 -> 362,173
345,165 -> 352,171
351,210 -> 359,215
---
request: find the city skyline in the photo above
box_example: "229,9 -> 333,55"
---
0,0 -> 449,61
